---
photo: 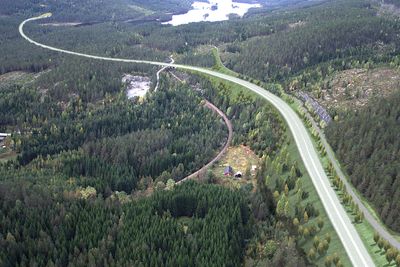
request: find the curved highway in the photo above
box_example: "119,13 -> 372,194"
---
19,14 -> 374,267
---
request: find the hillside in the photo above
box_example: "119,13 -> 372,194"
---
1,0 -> 400,266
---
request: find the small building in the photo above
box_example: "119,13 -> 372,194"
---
0,133 -> 11,144
224,166 -> 233,176
234,172 -> 242,178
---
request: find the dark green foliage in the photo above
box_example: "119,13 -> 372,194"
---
327,91 -> 400,231
0,17 -> 54,75
179,50 -> 216,68
0,0 -> 195,22
0,0 -> 363,265
198,78 -> 285,157
0,70 -> 301,265
16,83 -> 226,192
226,0 -> 400,82
18,82 -> 219,158
0,84 -> 60,130
61,151 -> 137,194
117,182 -> 250,266
0,181 -> 250,267
0,16 -> 167,78
384,0 -> 400,7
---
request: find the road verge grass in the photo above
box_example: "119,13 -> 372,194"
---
283,126 -> 352,267
204,72 -> 352,266
211,47 -> 238,77
289,98 -> 390,266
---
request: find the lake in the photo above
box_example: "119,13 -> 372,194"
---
163,0 -> 261,26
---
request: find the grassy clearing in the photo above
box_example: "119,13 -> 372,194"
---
353,213 -> 389,266
127,4 -> 155,16
211,48 -> 238,77
199,70 -> 257,99
0,71 -> 37,85
0,149 -> 17,164
210,145 -> 259,190
183,47 -> 251,99
209,47 -> 284,98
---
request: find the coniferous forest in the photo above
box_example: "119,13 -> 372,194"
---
1,0 -> 400,266
327,92 -> 400,232
0,181 -> 250,267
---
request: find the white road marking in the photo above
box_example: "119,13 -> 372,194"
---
19,15 -> 375,267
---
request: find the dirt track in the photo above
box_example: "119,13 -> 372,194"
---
177,100 -> 233,183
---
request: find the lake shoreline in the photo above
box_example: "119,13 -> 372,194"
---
163,0 -> 261,26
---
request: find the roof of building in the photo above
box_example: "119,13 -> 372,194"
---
224,166 -> 233,173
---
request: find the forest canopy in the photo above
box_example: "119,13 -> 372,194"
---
327,92 -> 400,231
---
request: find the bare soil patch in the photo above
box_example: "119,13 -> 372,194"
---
0,71 -> 29,83
288,20 -> 306,29
317,67 -> 400,111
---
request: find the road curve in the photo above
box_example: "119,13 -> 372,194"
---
154,55 -> 174,92
177,100 -> 233,184
20,14 -> 374,267
157,64 -> 233,184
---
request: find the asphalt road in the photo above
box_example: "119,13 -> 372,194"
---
19,14 -> 375,267
300,103 -> 400,250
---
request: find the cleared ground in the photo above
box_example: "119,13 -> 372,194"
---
211,145 -> 259,190
316,67 -> 400,111
0,71 -> 36,85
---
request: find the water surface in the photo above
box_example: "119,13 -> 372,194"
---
163,0 -> 261,26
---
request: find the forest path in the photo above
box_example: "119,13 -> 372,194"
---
154,55 -> 174,92
155,59 -> 233,184
19,14 -> 374,267
177,99 -> 233,184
